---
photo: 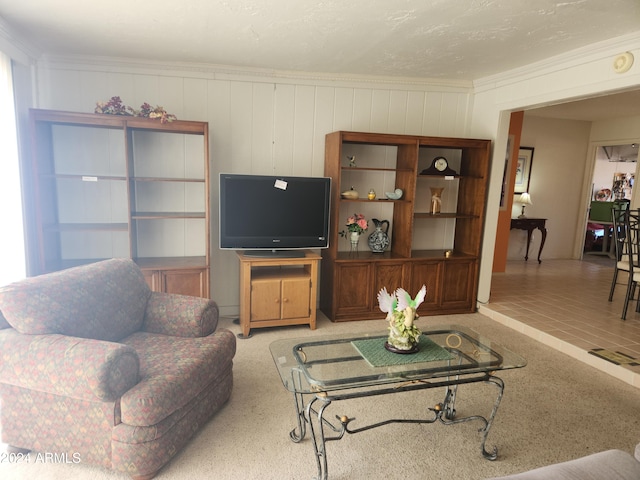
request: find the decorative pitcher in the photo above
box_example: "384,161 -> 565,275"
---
368,219 -> 390,253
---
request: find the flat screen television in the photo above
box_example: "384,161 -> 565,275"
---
219,173 -> 331,257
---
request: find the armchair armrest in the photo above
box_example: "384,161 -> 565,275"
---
143,292 -> 219,337
0,309 -> 10,329
0,329 -> 139,402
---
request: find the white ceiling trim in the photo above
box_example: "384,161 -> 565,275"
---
0,16 -> 38,65
472,32 -> 640,114
475,31 -> 640,93
37,53 -> 476,92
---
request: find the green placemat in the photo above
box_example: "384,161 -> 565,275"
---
352,335 -> 454,367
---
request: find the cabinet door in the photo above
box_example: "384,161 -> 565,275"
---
440,260 -> 476,310
281,277 -> 311,319
372,263 -> 406,299
410,261 -> 441,310
142,270 -> 160,292
250,278 -> 282,321
334,263 -> 372,315
161,269 -> 209,298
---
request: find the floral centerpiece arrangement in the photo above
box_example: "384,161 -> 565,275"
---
377,285 -> 427,353
95,96 -> 177,123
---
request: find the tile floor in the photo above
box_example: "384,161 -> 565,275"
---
479,257 -> 640,388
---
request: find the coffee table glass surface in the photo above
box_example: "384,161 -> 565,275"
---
270,324 -> 527,393
270,325 -> 527,479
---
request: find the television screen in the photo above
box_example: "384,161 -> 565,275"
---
219,174 -> 331,257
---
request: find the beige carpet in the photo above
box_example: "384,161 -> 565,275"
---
2,312 -> 640,480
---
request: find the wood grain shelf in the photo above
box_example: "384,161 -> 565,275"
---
28,108 -> 211,298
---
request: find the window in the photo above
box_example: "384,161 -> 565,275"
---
0,50 -> 25,285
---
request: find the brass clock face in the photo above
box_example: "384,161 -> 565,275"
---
434,157 -> 448,171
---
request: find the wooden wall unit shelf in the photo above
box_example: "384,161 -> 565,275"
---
28,109 -> 210,298
237,251 -> 320,338
320,131 -> 491,322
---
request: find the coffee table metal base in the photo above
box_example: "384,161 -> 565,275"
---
287,369 -> 505,480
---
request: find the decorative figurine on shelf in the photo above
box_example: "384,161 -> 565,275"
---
430,187 -> 444,214
347,155 -> 356,167
385,188 -> 403,200
377,285 -> 427,353
368,188 -> 376,200
341,187 -> 359,199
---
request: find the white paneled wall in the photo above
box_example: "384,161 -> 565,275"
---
36,61 -> 474,314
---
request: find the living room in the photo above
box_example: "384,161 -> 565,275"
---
1,2 -> 640,479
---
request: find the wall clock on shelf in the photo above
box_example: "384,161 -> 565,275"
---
420,156 -> 457,176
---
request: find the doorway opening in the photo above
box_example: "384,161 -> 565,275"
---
583,143 -> 638,265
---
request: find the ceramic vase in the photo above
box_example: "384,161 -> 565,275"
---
349,231 -> 360,252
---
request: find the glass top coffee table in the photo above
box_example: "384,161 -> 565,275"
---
270,325 -> 527,480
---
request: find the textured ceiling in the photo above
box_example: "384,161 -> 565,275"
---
2,1 -> 640,122
1,0 -> 639,81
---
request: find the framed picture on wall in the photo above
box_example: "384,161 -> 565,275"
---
500,135 -> 515,209
514,147 -> 534,194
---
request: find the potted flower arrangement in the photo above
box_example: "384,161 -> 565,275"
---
377,285 -> 427,353
339,213 -> 368,250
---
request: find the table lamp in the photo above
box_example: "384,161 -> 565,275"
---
517,192 -> 532,218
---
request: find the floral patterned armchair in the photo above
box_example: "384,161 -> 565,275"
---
0,258 -> 236,479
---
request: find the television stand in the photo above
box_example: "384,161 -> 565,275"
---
236,250 -> 321,338
242,249 -> 307,258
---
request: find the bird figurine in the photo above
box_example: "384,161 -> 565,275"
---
378,285 -> 426,353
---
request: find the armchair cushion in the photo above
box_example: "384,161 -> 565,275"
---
120,329 -> 236,426
0,258 -> 151,341
489,446 -> 640,479
143,292 -> 219,337
0,329 -> 139,402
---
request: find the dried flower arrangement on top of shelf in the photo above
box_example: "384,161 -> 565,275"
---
94,96 -> 177,123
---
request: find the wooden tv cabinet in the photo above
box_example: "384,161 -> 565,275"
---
236,250 -> 321,337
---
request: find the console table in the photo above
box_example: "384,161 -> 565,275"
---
510,217 -> 547,264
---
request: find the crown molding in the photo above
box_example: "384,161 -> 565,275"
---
0,16 -> 40,64
37,53 -> 474,93
474,30 -> 640,93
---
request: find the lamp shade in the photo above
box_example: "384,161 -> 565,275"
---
518,192 -> 532,205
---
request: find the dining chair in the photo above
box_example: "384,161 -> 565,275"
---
609,204 -> 631,301
621,208 -> 640,320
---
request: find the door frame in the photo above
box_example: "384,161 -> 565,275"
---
575,140 -> 640,259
